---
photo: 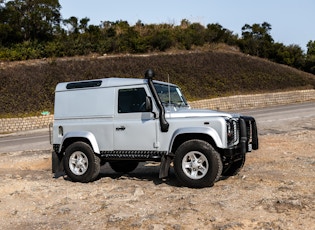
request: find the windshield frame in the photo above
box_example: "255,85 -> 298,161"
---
153,82 -> 188,108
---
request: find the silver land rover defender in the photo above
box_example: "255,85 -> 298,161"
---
51,69 -> 258,188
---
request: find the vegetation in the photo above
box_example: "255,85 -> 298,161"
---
1,50 -> 314,117
1,0 -> 315,74
0,0 -> 315,117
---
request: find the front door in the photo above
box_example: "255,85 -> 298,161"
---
113,86 -> 158,151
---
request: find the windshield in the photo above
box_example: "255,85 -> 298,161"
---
153,83 -> 188,107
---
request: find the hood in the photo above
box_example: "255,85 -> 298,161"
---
165,107 -> 238,119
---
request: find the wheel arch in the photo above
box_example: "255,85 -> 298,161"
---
59,131 -> 100,154
169,127 -> 223,154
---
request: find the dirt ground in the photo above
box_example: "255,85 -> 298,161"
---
0,124 -> 314,229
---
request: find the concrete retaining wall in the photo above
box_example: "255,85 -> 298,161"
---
0,89 -> 314,134
189,89 -> 315,110
0,115 -> 54,134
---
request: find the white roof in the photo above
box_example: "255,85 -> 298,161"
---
55,77 -> 176,92
55,78 -> 148,92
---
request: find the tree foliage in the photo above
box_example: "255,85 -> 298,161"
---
0,1 -> 314,74
306,40 -> 315,74
0,0 -> 61,45
240,22 -> 274,58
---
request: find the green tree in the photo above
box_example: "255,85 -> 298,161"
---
305,40 -> 315,74
0,0 -> 61,44
111,20 -> 131,53
240,22 -> 274,58
175,20 -> 205,50
63,16 -> 79,34
174,20 -> 193,49
0,0 -> 23,44
79,17 -> 90,33
206,23 -> 224,42
149,29 -> 174,51
187,22 -> 206,46
278,44 -> 304,69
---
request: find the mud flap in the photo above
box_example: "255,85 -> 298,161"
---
159,154 -> 173,179
52,151 -> 64,177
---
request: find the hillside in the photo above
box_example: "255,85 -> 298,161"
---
0,49 -> 314,117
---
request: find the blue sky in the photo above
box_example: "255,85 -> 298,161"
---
59,0 -> 315,51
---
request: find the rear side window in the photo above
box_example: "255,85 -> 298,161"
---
118,88 -> 147,113
66,80 -> 102,89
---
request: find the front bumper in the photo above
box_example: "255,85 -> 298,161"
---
239,116 -> 259,153
222,116 -> 259,163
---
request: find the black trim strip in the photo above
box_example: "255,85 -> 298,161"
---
100,150 -> 167,161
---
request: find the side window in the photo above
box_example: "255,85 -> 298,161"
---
118,88 -> 147,113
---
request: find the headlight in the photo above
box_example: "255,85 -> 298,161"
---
226,118 -> 238,145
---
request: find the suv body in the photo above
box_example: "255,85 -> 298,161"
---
51,70 -> 258,188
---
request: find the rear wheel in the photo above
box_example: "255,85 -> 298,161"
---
109,161 -> 139,173
64,141 -> 100,182
174,139 -> 222,188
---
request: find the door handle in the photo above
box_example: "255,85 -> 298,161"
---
116,126 -> 126,131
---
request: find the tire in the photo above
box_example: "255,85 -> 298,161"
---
109,161 -> 139,173
174,139 -> 222,188
222,154 -> 246,177
64,141 -> 100,183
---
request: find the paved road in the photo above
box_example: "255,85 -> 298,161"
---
0,102 -> 314,153
0,129 -> 51,153
234,101 -> 315,135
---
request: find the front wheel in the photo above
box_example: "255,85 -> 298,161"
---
64,141 -> 100,183
174,140 -> 222,188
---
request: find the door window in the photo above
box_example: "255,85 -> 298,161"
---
118,88 -> 147,113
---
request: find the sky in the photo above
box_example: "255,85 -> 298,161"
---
59,0 -> 315,51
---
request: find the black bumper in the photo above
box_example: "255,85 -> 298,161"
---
239,116 -> 259,153
222,116 -> 259,162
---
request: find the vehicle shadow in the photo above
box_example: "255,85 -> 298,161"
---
98,162 -> 181,187
54,163 -> 231,188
